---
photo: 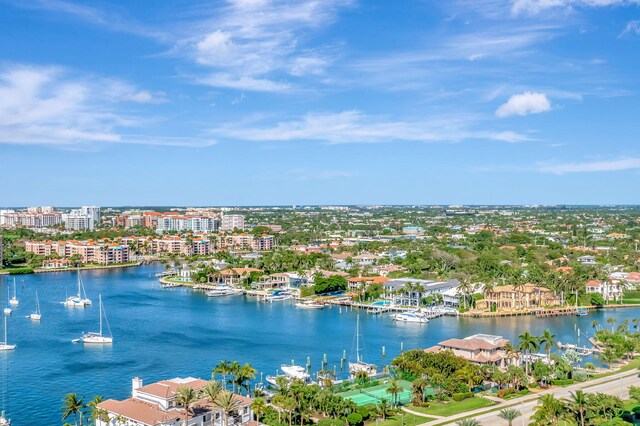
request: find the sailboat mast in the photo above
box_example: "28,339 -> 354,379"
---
77,270 -> 81,298
356,313 -> 361,362
3,317 -> 6,344
99,295 -> 103,336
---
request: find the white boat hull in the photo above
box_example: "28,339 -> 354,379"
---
28,313 -> 41,321
3,308 -> 11,316
295,303 -> 324,310
0,344 -> 16,351
8,299 -> 18,307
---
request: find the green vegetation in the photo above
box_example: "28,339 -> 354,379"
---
408,397 -> 495,417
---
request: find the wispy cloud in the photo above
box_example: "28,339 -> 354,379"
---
177,0 -> 351,92
3,0 -> 167,41
0,64 -> 210,147
538,157 -> 640,174
511,0 -> 640,15
496,92 -> 552,117
619,20 -> 640,37
211,110 -> 534,144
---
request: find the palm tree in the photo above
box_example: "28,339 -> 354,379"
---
250,397 -> 267,423
539,328 -> 556,366
607,317 -> 616,333
377,398 -> 391,421
534,394 -> 566,426
456,419 -> 481,426
61,393 -> 85,426
215,390 -> 242,426
567,390 -> 587,426
386,379 -> 403,406
633,318 -> 640,331
86,396 -> 107,425
498,408 -> 521,426
236,363 -> 257,395
175,385 -> 198,426
591,320 -> 600,331
410,378 -> 429,404
517,331 -> 539,375
203,380 -> 223,420
228,361 -> 241,393
213,360 -> 232,390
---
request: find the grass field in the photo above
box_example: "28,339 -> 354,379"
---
369,412 -> 435,426
407,397 -> 495,417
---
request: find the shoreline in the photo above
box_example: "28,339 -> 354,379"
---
0,261 -> 143,275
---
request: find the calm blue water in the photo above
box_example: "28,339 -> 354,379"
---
1,263 -> 639,425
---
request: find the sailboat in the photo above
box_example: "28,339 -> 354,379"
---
349,313 -> 377,378
62,269 -> 91,307
0,411 -> 10,425
3,289 -> 11,316
0,316 -> 16,351
28,292 -> 41,321
8,280 -> 18,307
73,295 -> 112,344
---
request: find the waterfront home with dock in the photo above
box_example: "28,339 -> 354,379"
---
425,334 -> 520,369
209,268 -> 263,286
382,278 -> 460,306
475,283 -> 560,312
97,377 -> 255,426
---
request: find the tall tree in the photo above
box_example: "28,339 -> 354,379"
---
175,386 -> 198,426
61,393 -> 85,426
498,408 -> 521,426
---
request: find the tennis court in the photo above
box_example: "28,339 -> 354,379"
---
338,380 -> 430,406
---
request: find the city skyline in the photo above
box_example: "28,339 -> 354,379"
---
1,0 -> 640,205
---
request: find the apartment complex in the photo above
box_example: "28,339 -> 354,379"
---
221,214 -> 245,231
0,210 -> 62,227
25,240 -> 130,264
97,377 -> 254,426
216,234 -> 274,251
62,206 -> 101,230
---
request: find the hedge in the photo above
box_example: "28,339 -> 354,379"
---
452,392 -> 474,401
551,379 -> 575,386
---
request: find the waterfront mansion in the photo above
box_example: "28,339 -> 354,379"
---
475,283 -> 561,312
97,377 -> 255,426
425,334 -> 520,369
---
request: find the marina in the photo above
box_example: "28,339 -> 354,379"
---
1,263 -> 639,424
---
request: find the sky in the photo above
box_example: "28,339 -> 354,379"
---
1,0 -> 639,206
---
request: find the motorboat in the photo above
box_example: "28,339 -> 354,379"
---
295,300 -> 324,310
280,364 -> 311,381
73,295 -> 112,344
207,284 -> 240,297
0,316 -> 16,351
392,311 -> 429,323
28,291 -> 41,321
265,290 -> 293,302
576,307 -> 588,316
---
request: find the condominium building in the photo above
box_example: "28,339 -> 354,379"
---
62,213 -> 93,230
25,240 -> 130,264
221,214 -> 245,231
0,210 -> 62,228
156,215 -> 220,233
97,376 -> 255,426
216,234 -> 274,251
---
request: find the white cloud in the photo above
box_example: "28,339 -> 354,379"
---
180,0 -> 351,91
212,110 -> 533,144
538,157 -> 640,174
0,64 -> 207,147
511,0 -> 640,15
620,20 -> 640,37
496,92 -> 551,117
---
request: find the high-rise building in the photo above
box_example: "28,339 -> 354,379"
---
62,213 -> 93,230
221,214 -> 245,231
81,206 -> 101,227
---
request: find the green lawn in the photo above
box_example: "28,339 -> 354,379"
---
594,358 -> 640,379
370,412 -> 434,426
407,397 -> 495,417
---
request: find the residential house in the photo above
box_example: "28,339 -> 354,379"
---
382,278 -> 460,306
425,334 -> 519,369
96,376 -> 254,426
475,284 -> 560,311
586,280 -> 623,302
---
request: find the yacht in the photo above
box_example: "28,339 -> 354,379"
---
0,316 -> 16,351
73,295 -> 112,344
576,307 -> 588,316
8,279 -> 18,307
349,313 -> 377,378
206,284 -> 240,297
295,300 -> 324,310
266,364 -> 312,387
265,290 -> 293,302
28,292 -> 42,321
392,310 -> 429,323
63,270 -> 91,307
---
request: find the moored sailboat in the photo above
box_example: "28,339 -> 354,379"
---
62,269 -> 91,307
0,316 -> 16,351
28,292 -> 41,321
8,280 -> 18,307
349,313 -> 377,378
73,295 -> 113,344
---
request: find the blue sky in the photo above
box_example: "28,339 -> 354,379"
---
1,0 -> 639,206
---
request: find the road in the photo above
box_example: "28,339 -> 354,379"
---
418,369 -> 640,426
